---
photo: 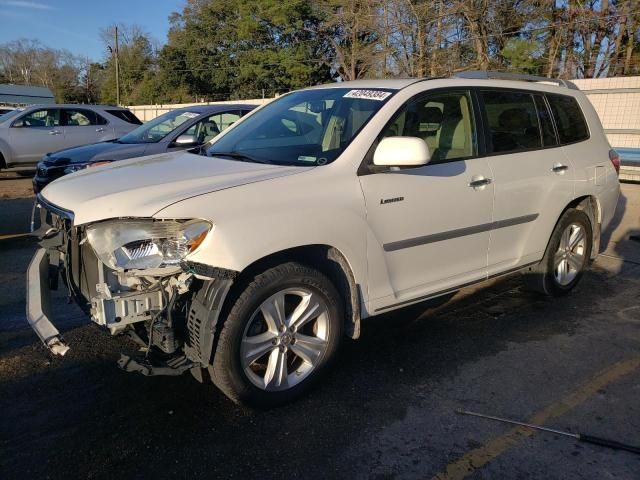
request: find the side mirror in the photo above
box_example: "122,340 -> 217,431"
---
12,120 -> 24,128
373,136 -> 431,167
174,134 -> 198,146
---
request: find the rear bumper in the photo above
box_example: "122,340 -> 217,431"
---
25,248 -> 69,356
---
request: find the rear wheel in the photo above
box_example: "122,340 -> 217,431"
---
523,208 -> 592,296
209,262 -> 343,408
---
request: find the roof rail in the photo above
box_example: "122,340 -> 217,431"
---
453,71 -> 579,90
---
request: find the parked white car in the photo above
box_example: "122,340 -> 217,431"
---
27,72 -> 620,407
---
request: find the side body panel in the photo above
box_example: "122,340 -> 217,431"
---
359,159 -> 494,311
155,164 -> 371,305
486,147 -> 575,275
8,123 -> 66,166
62,124 -> 101,149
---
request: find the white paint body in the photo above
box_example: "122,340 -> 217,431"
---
40,78 -> 620,318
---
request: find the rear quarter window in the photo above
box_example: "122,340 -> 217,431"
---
546,94 -> 589,144
106,109 -> 142,125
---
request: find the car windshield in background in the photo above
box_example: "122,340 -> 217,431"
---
206,88 -> 395,166
118,110 -> 200,144
106,109 -> 142,125
0,108 -> 24,123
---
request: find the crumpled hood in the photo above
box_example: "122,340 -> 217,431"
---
41,151 -> 307,225
46,141 -> 148,164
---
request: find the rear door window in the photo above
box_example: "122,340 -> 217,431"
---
481,90 -> 542,153
63,109 -> 97,126
106,109 -> 143,125
546,94 -> 589,144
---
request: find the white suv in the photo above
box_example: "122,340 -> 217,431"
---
27,72 -> 620,407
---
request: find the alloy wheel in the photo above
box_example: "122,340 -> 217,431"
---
553,223 -> 587,286
240,288 -> 330,391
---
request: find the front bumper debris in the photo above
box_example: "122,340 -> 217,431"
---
25,248 -> 69,356
117,353 -> 194,376
26,195 -> 238,376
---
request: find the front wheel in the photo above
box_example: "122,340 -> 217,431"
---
523,208 -> 592,296
209,262 -> 343,408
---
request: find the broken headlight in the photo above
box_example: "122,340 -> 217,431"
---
86,219 -> 212,270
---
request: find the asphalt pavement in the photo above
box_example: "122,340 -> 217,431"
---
1,173 -> 639,479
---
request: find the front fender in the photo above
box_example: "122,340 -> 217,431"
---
155,167 -> 370,302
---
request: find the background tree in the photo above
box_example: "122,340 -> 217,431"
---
1,0 -> 640,106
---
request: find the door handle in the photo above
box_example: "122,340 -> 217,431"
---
49,130 -> 61,135
552,163 -> 569,174
468,176 -> 492,188
96,128 -> 105,133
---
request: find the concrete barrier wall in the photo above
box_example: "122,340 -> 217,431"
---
573,76 -> 640,148
126,98 -> 272,122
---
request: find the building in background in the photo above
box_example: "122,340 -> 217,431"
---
0,84 -> 55,106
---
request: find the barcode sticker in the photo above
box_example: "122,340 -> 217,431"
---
343,90 -> 392,101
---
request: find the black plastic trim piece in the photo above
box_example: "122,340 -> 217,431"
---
375,261 -> 539,313
383,213 -> 539,252
182,261 -> 239,280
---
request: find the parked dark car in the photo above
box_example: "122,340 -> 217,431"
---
33,104 -> 256,192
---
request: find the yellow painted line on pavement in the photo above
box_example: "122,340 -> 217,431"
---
0,233 -> 31,241
433,357 -> 640,480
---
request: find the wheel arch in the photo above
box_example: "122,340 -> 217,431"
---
220,244 -> 362,342
565,195 -> 601,259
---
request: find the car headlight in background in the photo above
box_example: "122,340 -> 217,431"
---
86,219 -> 212,270
63,161 -> 113,175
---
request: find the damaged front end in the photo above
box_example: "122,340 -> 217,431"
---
26,195 -> 235,379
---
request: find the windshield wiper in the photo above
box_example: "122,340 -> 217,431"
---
208,151 -> 271,164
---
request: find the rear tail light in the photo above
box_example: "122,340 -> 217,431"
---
609,149 -> 620,175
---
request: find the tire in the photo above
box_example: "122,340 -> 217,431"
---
209,262 -> 343,408
522,208 -> 592,296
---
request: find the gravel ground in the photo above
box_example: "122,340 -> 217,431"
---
1,174 -> 639,480
0,171 -> 35,199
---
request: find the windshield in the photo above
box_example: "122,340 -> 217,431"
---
118,109 -> 201,144
0,108 -> 25,124
206,88 -> 394,166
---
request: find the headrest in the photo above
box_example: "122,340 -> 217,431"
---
422,107 -> 443,124
202,120 -> 219,133
498,108 -> 530,129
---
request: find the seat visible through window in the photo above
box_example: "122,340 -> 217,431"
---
481,90 -> 543,153
381,90 -> 476,163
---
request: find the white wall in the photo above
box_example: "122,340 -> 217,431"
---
573,76 -> 640,148
127,77 -> 640,149
126,98 -> 271,122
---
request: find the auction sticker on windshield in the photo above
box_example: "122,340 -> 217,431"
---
181,112 -> 200,119
343,90 -> 392,101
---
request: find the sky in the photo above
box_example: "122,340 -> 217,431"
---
0,0 -> 182,61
